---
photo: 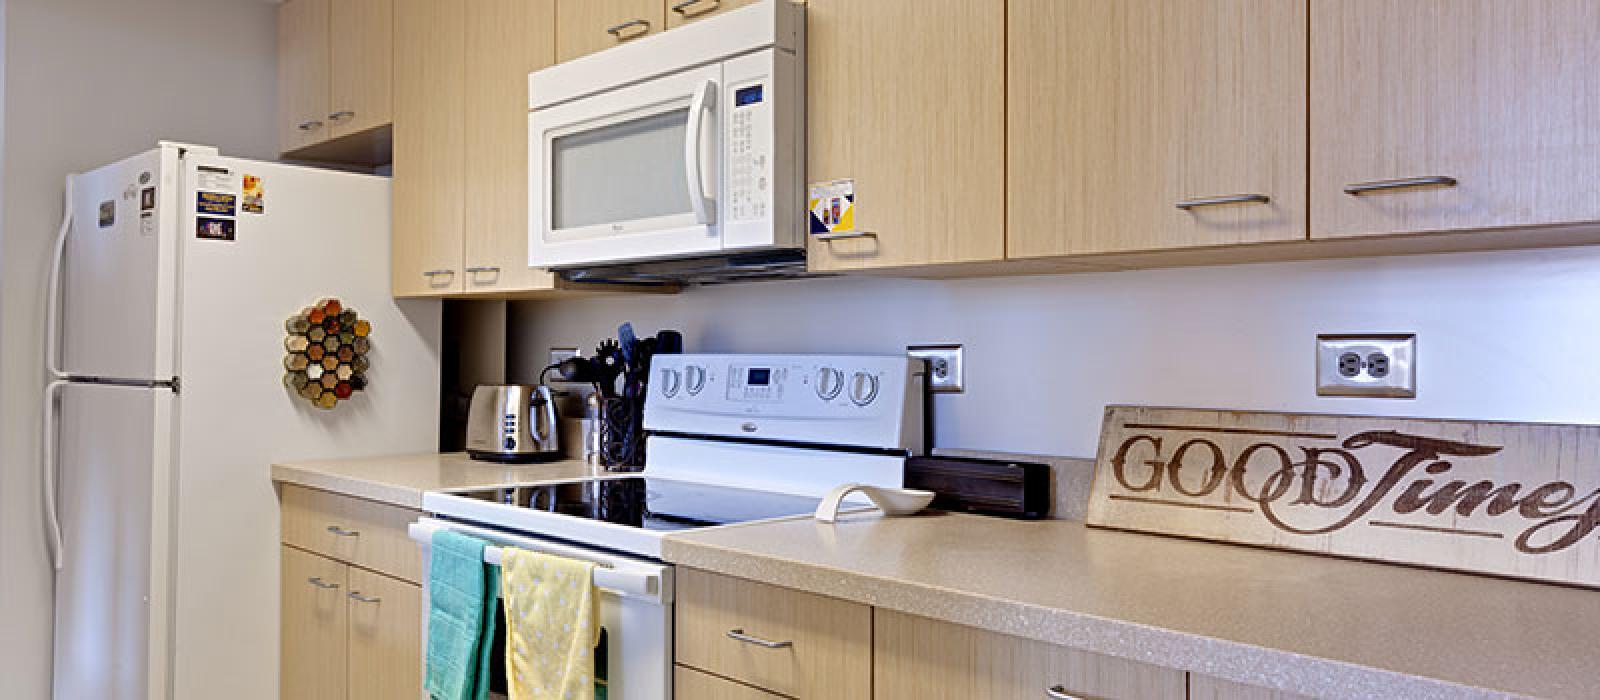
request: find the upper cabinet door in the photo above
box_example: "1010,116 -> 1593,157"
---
328,0 -> 394,139
392,0 -> 466,297
665,0 -> 756,28
1007,0 -> 1308,258
278,0 -> 332,153
462,0 -> 560,294
555,0 -> 664,62
806,0 -> 1006,272
1312,0 -> 1600,238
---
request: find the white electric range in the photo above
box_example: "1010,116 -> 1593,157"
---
410,353 -> 926,699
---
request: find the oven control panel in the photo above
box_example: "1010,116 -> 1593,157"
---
646,353 -> 925,452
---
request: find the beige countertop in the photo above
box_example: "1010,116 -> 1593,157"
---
270,452 -> 604,508
662,510 -> 1595,700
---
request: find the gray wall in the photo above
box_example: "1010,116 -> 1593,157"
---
0,1 -> 277,696
510,245 -> 1600,458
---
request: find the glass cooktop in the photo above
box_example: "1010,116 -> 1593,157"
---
448,477 -> 823,533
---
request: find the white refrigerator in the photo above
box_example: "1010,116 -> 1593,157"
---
44,142 -> 441,700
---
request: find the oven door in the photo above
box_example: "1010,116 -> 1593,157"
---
529,63 -> 723,268
409,517 -> 674,699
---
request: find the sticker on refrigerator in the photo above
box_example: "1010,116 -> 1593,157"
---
808,179 -> 855,236
98,200 -> 115,228
140,211 -> 156,237
194,165 -> 237,193
241,174 -> 264,214
196,191 -> 237,217
140,187 -> 157,211
196,216 -> 235,242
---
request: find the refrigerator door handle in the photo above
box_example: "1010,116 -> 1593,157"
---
46,174 -> 75,380
43,379 -> 66,570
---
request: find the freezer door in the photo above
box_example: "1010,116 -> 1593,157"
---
52,382 -> 176,700
60,147 -> 182,380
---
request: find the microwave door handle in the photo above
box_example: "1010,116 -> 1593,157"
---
684,79 -> 717,225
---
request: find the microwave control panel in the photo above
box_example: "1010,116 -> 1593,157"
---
727,79 -> 771,223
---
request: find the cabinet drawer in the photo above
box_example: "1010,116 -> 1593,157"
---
875,609 -> 1185,700
675,568 -> 871,699
281,485 -> 422,583
675,665 -> 786,699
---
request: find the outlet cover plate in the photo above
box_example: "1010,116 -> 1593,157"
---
908,344 -> 964,393
1316,334 -> 1416,398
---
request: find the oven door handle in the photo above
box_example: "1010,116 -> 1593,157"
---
408,519 -> 668,602
683,79 -> 717,226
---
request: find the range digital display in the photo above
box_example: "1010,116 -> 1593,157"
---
746,368 -> 771,386
735,85 -> 764,107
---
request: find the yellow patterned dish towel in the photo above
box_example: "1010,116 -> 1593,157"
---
500,548 -> 600,700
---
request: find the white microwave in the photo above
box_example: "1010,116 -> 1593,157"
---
527,0 -> 804,271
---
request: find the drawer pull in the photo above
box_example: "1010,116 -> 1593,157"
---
671,0 -> 718,16
307,577 -> 340,590
1343,176 -> 1457,195
296,120 -> 324,131
327,110 -> 355,122
347,591 -> 382,604
814,230 -> 878,242
605,19 -> 650,39
1175,193 -> 1270,210
1045,685 -> 1086,700
326,525 -> 360,538
726,628 -> 792,649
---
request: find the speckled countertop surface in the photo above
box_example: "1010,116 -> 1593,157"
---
662,510 -> 1594,700
270,452 -> 603,508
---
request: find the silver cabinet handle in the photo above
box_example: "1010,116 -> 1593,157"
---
1343,176 -> 1457,195
328,110 -> 355,121
422,269 -> 455,278
1045,686 -> 1085,700
307,577 -> 340,590
671,0 -> 718,16
726,628 -> 792,649
347,591 -> 381,604
297,120 -> 324,131
326,525 -> 360,537
465,266 -> 501,274
814,231 -> 878,242
1175,193 -> 1270,210
606,18 -> 650,38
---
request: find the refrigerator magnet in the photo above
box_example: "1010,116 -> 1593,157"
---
195,217 -> 235,241
241,174 -> 264,214
196,191 -> 236,217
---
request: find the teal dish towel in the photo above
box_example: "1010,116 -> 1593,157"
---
424,530 -> 497,700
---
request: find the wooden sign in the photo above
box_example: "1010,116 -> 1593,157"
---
1087,406 -> 1600,588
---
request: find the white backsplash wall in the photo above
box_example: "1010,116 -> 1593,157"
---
509,245 -> 1600,458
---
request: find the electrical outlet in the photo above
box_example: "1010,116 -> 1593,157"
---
548,347 -> 579,370
1316,334 -> 1416,398
908,344 -> 964,393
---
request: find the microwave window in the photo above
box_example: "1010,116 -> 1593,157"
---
551,108 -> 692,230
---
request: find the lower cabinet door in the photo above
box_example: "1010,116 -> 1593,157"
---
675,665 -> 787,700
346,567 -> 423,700
281,546 -> 348,700
874,610 -> 1186,700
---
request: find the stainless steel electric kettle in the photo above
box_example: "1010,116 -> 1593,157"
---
466,384 -> 561,463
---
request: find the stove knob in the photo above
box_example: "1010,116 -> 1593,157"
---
685,365 -> 708,396
659,367 -> 682,398
848,371 -> 880,406
816,367 -> 845,400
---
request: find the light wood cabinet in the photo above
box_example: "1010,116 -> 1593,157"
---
1190,674 -> 1313,700
875,610 -> 1185,700
675,568 -> 872,698
392,0 -> 466,296
278,0 -> 394,159
280,484 -> 422,584
804,0 -> 1006,272
278,0 -> 333,153
346,567 -> 423,700
664,0 -> 757,28
327,0 -> 394,140
1311,0 -> 1600,239
556,0 -> 664,62
1007,0 -> 1307,258
281,546 -> 349,700
462,0 -> 561,294
675,665 -> 787,699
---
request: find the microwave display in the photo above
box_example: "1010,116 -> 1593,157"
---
735,85 -> 764,107
746,368 -> 771,385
